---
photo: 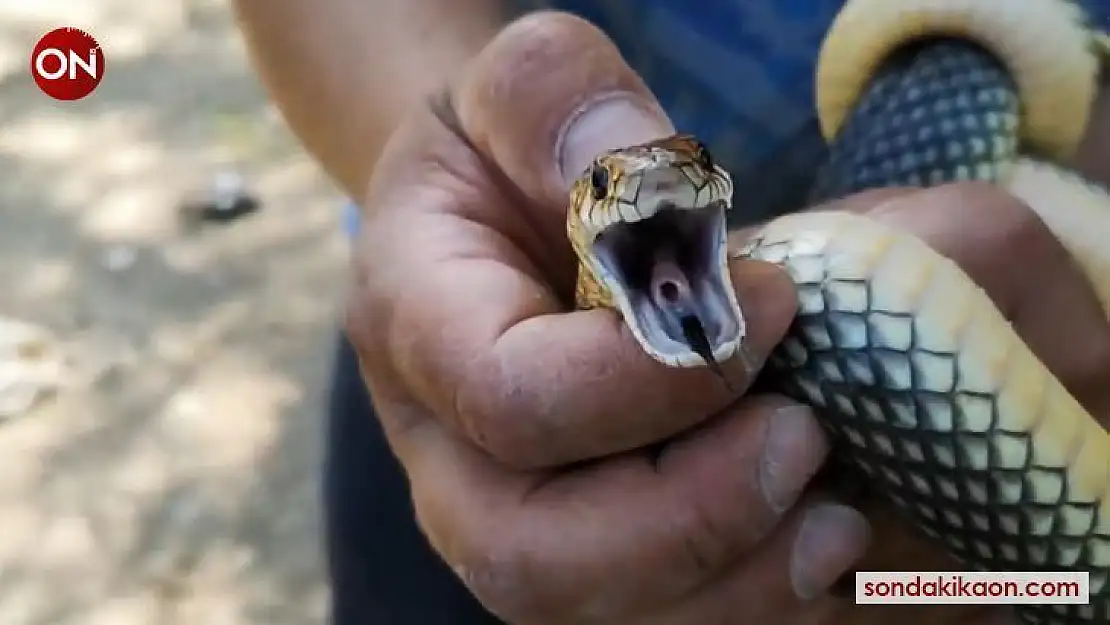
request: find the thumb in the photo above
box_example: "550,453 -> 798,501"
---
453,10 -> 675,216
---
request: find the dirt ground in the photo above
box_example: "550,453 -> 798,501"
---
1,1 -> 346,623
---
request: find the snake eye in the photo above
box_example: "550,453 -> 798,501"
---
590,164 -> 610,201
694,139 -> 714,171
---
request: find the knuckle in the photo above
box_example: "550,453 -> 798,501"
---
928,181 -> 1053,272
410,491 -> 545,619
453,541 -> 554,623
951,181 -> 1046,246
681,497 -> 761,575
453,359 -> 555,469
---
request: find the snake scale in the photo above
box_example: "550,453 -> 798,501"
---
565,0 -> 1110,622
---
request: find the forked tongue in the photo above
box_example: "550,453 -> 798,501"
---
648,249 -> 731,389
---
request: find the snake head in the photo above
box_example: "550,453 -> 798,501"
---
566,134 -> 745,369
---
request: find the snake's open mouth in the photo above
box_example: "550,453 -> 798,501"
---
590,201 -> 743,368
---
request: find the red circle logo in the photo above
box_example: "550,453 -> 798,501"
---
30,28 -> 104,101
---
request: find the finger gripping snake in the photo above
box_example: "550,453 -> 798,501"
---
565,1 -> 1110,622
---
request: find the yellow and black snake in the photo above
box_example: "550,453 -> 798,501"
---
565,0 -> 1110,622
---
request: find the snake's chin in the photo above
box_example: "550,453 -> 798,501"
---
589,201 -> 745,367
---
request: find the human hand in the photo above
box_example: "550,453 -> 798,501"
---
345,11 -> 870,625
345,8 -> 1110,623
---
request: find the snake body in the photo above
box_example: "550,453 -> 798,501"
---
566,1 -> 1110,622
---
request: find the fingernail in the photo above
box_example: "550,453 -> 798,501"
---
791,503 -> 871,600
556,93 -> 674,188
758,406 -> 828,513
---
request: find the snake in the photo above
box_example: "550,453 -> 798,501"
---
564,0 -> 1110,622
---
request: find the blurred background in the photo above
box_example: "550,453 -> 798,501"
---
1,0 -> 345,623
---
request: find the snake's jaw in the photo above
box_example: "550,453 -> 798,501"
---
590,201 -> 744,369
567,139 -> 746,369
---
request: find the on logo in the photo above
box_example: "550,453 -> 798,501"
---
31,27 -> 104,101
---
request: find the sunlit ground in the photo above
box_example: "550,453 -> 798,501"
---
0,1 -> 345,623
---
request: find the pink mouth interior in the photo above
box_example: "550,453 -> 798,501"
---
590,202 -> 739,359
